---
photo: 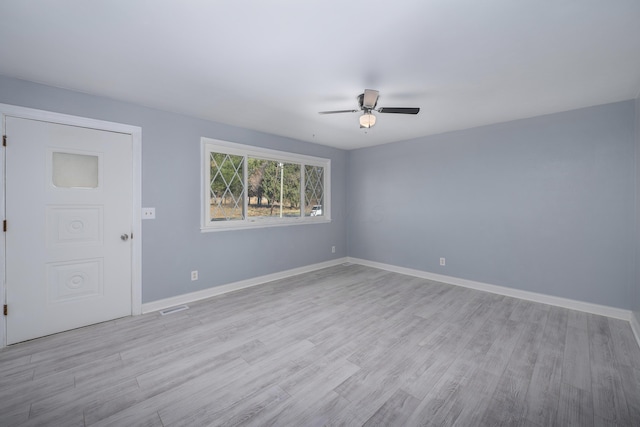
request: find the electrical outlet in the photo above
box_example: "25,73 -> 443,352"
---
440,257 -> 446,266
332,246 -> 336,254
191,270 -> 198,281
142,207 -> 156,219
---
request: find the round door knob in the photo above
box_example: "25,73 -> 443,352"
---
121,234 -> 129,241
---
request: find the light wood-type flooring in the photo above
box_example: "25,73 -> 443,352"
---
2,264 -> 640,426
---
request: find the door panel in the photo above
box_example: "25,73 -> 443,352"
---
6,117 -> 132,344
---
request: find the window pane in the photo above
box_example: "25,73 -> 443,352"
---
305,165 -> 324,217
52,152 -> 99,188
210,152 -> 245,221
247,158 -> 301,218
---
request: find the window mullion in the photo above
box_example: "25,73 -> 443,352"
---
206,149 -> 212,223
300,163 -> 305,217
243,155 -> 248,222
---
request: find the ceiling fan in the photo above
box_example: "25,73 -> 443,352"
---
319,89 -> 420,128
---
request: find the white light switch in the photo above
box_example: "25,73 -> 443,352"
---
142,207 -> 156,219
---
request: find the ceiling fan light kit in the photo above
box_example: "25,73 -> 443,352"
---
319,89 -> 420,129
359,113 -> 376,129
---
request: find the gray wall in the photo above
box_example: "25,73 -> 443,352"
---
0,75 -> 348,303
2,73 -> 638,312
634,93 -> 640,324
348,101 -> 636,309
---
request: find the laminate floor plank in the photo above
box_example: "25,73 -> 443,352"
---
542,306 -> 569,351
25,379 -> 139,427
279,356 -> 361,398
608,317 -> 640,368
29,377 -> 139,420
463,317 -> 511,356
433,367 -> 501,427
524,349 -> 564,426
156,340 -> 317,426
247,358 -> 362,426
588,314 -> 632,425
479,369 -> 531,426
0,264 -> 638,426
477,319 -> 526,376
445,369 -> 502,427
505,311 -> 549,379
0,353 -> 31,374
523,307 -> 567,425
555,382 -> 594,427
406,325 -> 496,400
164,385 -> 291,427
2,404 -> 30,427
0,365 -> 34,389
84,356 -> 249,425
80,323 -> 276,397
404,358 -> 477,426
28,313 -> 192,366
0,367 -> 75,413
134,339 -> 261,390
336,348 -> 427,423
241,390 -> 352,427
567,309 -> 589,331
86,357 -> 249,427
563,325 -> 592,392
617,364 -> 640,422
363,389 -> 421,427
117,314 -> 274,362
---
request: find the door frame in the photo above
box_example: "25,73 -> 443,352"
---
0,104 -> 142,347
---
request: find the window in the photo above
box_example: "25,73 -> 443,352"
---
52,152 -> 99,189
202,138 -> 330,231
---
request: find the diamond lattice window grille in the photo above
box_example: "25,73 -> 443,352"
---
210,152 -> 245,221
202,138 -> 330,229
305,165 -> 324,216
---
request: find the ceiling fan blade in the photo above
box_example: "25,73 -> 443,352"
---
318,109 -> 359,114
362,89 -> 379,109
377,107 -> 420,114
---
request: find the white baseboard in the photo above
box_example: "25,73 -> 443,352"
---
631,312 -> 640,350
142,257 -> 349,314
347,257 -> 632,321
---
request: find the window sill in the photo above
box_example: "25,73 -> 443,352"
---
200,217 -> 332,233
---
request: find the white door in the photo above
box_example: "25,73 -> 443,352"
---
5,116 -> 133,344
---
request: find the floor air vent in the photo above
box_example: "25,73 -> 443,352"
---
159,305 -> 189,316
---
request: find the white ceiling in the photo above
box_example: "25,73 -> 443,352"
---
1,1 -> 639,150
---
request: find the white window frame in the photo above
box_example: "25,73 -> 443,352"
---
201,137 -> 331,232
